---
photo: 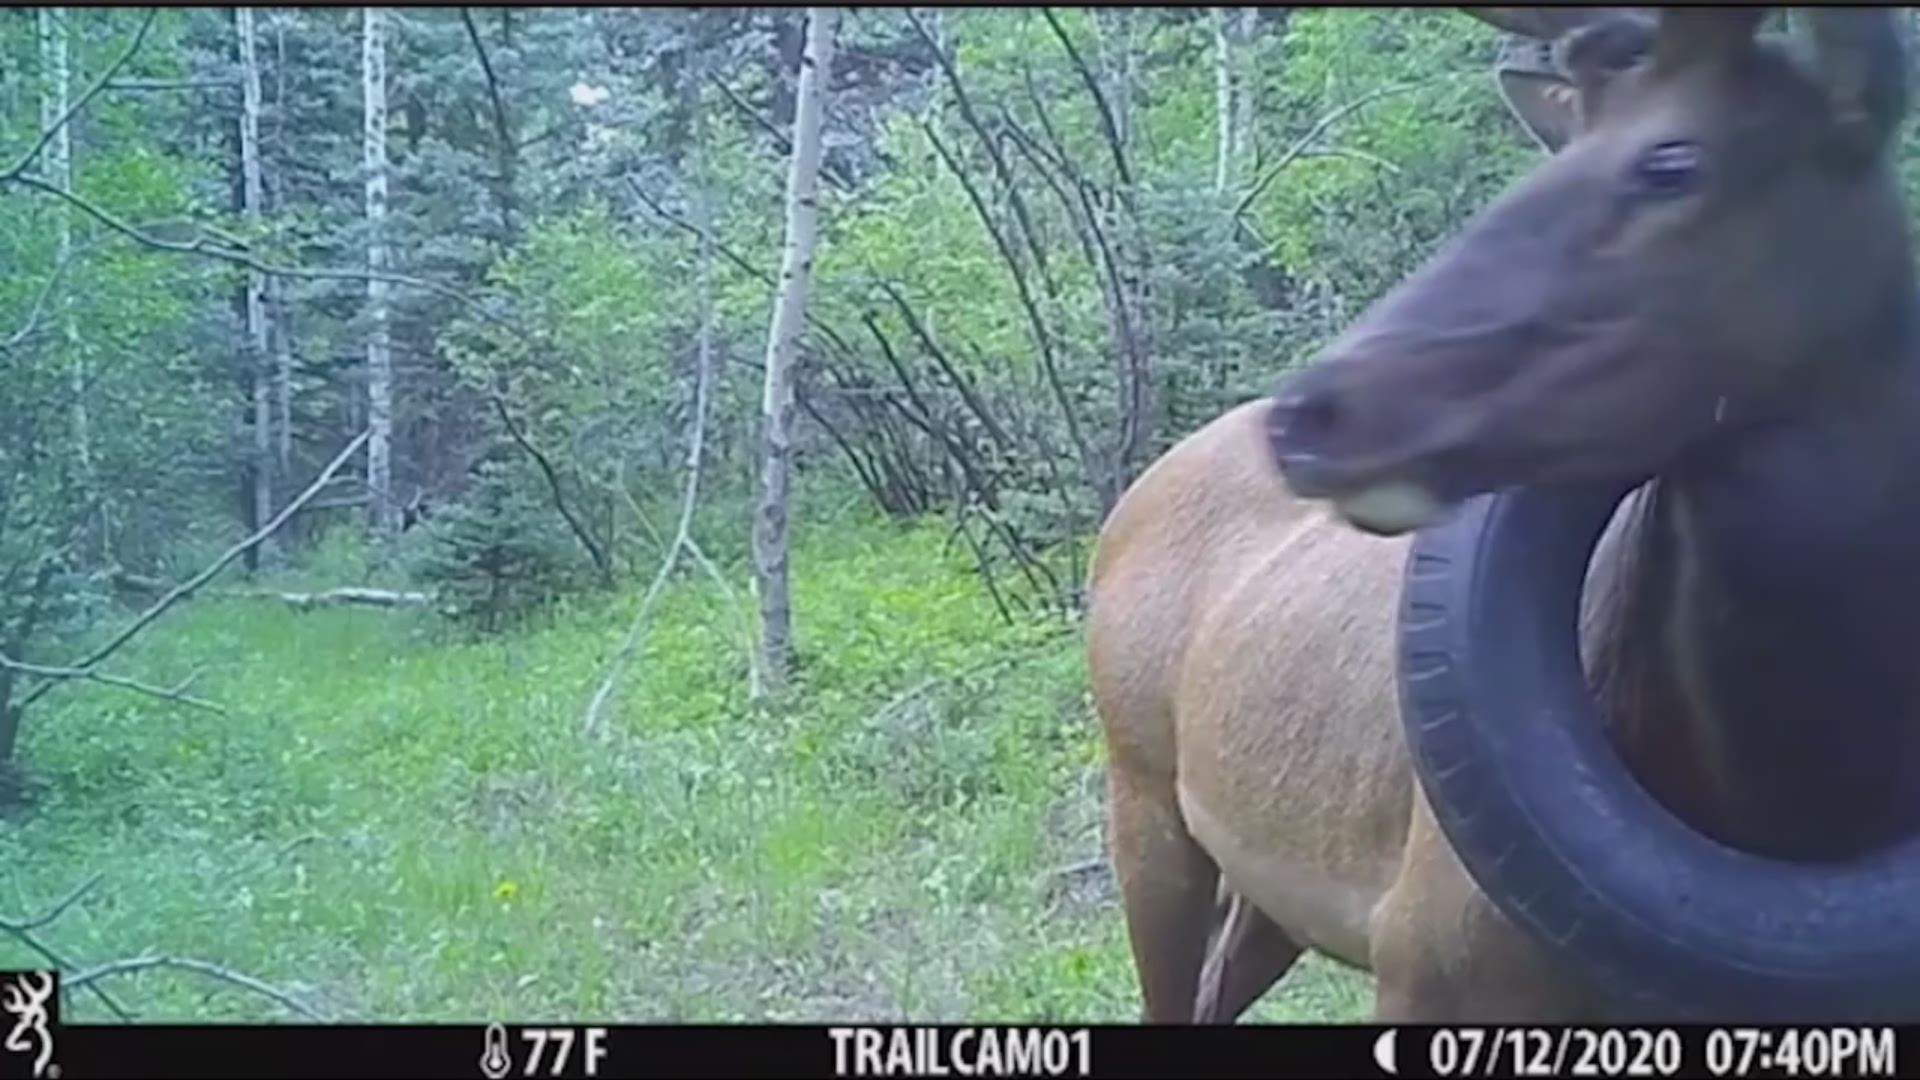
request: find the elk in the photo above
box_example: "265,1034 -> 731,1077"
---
1086,6 -> 1920,1022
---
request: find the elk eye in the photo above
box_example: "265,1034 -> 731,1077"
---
1633,140 -> 1703,195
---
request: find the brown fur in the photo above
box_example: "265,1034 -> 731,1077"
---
1089,400 -> 1609,1021
1088,7 -> 1920,1022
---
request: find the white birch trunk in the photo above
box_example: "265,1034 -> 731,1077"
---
238,7 -> 273,547
39,9 -> 83,478
272,12 -> 293,476
1213,7 -> 1233,193
1232,7 -> 1256,170
752,7 -> 839,694
362,6 -> 396,536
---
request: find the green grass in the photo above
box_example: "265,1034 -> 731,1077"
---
0,509 -> 1371,1024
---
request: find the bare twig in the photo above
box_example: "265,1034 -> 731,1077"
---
623,174 -> 868,365
0,653 -> 224,713
1,9 -> 159,183
20,431 -> 370,710
65,954 -> 323,1020
710,71 -> 794,156
1233,78 -> 1430,220
1039,8 -> 1134,189
460,10 -> 511,155
4,174 -> 504,322
0,877 -> 131,1020
0,249 -> 78,356
919,118 -> 1102,507
1301,144 -> 1402,174
3,872 -> 320,1022
487,394 -> 613,583
460,7 -> 518,244
105,76 -> 237,93
1,872 -> 104,934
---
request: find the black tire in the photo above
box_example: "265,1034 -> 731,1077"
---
1397,481 -> 1920,1021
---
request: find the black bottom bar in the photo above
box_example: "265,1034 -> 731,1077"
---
22,1022 -> 1920,1080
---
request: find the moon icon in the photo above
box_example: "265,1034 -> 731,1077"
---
1372,1028 -> 1398,1075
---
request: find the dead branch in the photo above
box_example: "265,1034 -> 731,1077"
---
113,573 -> 430,612
105,76 -> 237,93
5,871 -> 321,1021
707,71 -> 856,195
1,9 -> 158,183
1232,78 -> 1430,221
460,7 -> 519,244
919,118 -> 1103,509
222,587 -> 430,612
0,876 -> 130,1020
0,653 -> 224,713
585,60 -> 737,735
0,248 -> 77,356
905,8 -> 1061,293
4,174 -> 516,329
1039,7 -> 1134,189
20,431 -> 369,711
487,393 -> 613,584
622,175 -> 862,363
3,872 -> 104,935
65,954 -> 322,1020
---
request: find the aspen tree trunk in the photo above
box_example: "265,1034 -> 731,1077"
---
1232,7 -> 1257,169
752,7 -> 839,695
272,13 -> 293,478
238,7 -> 273,554
1214,7 -> 1233,193
39,10 -> 83,479
362,6 -> 396,536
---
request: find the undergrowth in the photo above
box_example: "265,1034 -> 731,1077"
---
0,501 -> 1370,1023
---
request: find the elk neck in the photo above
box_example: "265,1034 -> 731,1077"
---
1622,258 -> 1920,861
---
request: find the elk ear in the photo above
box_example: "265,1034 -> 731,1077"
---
1790,8 -> 1911,165
1495,36 -> 1584,152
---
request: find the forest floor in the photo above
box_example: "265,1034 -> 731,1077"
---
0,507 -> 1371,1023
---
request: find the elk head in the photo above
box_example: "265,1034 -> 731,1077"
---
1265,6 -> 1912,535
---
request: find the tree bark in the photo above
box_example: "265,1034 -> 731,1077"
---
1214,7 -> 1233,193
362,6 -> 396,536
271,12 -> 293,478
39,9 -> 84,482
238,7 -> 274,556
1232,7 -> 1258,171
752,6 -> 839,695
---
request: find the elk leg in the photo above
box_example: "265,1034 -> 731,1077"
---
1107,762 -> 1220,1022
1193,888 -> 1302,1023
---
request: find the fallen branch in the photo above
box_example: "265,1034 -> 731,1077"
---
0,876 -> 131,1021
65,954 -> 322,1020
0,653 -> 224,713
222,587 -> 430,612
21,431 -> 369,710
109,573 -> 428,613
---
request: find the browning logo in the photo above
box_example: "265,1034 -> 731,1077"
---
0,971 -> 57,1079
